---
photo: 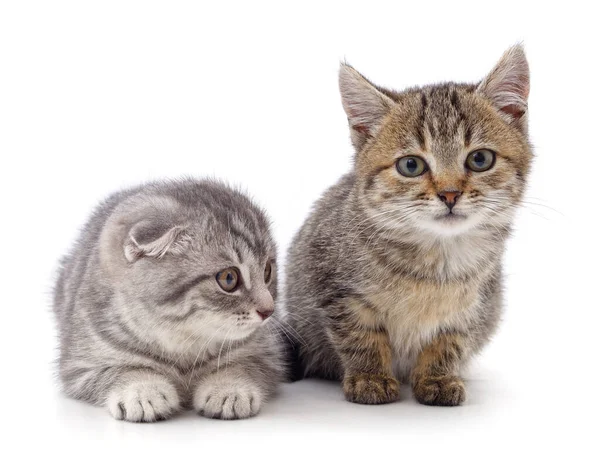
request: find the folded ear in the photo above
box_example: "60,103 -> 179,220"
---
477,44 -> 530,130
124,219 -> 187,262
339,63 -> 395,152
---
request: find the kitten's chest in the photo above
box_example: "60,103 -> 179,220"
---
365,275 -> 482,376
368,276 -> 480,328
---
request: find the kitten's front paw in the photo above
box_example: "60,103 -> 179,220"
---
194,375 -> 262,420
343,373 -> 400,405
413,375 -> 466,406
106,374 -> 180,422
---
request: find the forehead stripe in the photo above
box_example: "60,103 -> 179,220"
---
415,92 -> 428,149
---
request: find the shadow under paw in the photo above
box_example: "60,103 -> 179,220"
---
413,375 -> 466,406
343,373 -> 400,405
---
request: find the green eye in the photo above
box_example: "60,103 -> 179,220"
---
466,149 -> 496,172
216,267 -> 240,292
396,156 -> 428,177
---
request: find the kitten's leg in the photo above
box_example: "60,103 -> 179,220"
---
411,333 -> 468,406
193,364 -> 273,420
62,365 -> 181,421
328,298 -> 400,405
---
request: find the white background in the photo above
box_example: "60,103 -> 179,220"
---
1,1 -> 598,456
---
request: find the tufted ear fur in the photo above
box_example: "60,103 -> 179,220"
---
339,63 -> 395,152
124,219 -> 187,262
477,44 -> 530,132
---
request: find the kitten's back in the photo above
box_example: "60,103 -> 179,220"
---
53,186 -> 140,331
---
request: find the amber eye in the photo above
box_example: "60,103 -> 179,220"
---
396,156 -> 428,177
216,267 -> 240,292
466,149 -> 496,172
264,262 -> 273,283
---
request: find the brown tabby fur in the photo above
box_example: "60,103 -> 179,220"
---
285,45 -> 532,406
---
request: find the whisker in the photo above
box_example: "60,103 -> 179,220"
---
216,325 -> 234,373
271,317 -> 308,346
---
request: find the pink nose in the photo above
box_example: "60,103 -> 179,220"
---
256,308 -> 273,320
438,190 -> 462,210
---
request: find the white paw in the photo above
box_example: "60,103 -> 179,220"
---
194,373 -> 262,420
106,373 -> 180,422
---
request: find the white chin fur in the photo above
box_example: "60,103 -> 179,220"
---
418,214 -> 481,237
222,321 -> 263,341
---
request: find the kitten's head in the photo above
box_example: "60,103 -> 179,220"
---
341,45 -> 532,238
102,180 -> 277,343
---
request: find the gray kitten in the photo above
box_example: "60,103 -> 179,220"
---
54,179 -> 283,421
285,45 -> 532,406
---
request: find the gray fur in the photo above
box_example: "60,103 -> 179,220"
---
53,178 -> 284,421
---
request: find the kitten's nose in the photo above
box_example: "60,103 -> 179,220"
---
254,291 -> 274,320
256,308 -> 273,320
438,190 -> 462,210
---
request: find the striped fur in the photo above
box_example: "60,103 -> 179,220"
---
53,179 -> 284,421
285,45 -> 532,406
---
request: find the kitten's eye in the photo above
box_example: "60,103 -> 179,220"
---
396,156 -> 428,177
264,262 -> 273,283
466,149 -> 496,172
216,267 -> 240,292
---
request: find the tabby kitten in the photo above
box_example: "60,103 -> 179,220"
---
285,45 -> 531,406
54,179 -> 283,421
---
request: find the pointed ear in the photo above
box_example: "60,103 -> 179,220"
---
339,63 -> 395,151
124,219 -> 187,262
477,44 -> 530,129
